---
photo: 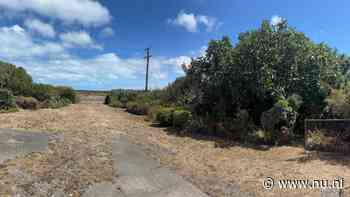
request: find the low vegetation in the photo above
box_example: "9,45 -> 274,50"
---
0,89 -> 17,113
0,61 -> 77,112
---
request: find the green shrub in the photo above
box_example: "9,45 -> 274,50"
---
323,89 -> 350,118
0,62 -> 33,96
162,77 -> 192,106
173,110 -> 192,128
31,83 -> 57,102
57,86 -> 77,103
110,100 -> 124,108
156,107 -> 175,126
185,117 -> 207,133
105,89 -> 140,108
16,96 -> 39,110
104,95 -> 111,105
146,105 -> 162,121
105,93 -> 124,108
0,89 -> 16,110
40,96 -> 71,109
126,101 -> 150,115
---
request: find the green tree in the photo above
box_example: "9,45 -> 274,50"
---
185,19 -> 349,136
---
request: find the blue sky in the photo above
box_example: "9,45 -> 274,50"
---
0,0 -> 349,90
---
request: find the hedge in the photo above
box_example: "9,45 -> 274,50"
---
156,107 -> 176,126
126,101 -> 150,115
173,109 -> 192,128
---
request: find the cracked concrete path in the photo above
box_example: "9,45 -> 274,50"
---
113,135 -> 209,197
0,128 -> 49,163
83,135 -> 209,197
0,128 -> 209,196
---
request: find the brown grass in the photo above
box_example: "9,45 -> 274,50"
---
0,103 -> 349,196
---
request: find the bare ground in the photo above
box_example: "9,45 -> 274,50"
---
0,102 -> 350,196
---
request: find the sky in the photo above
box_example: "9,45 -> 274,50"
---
0,0 -> 349,90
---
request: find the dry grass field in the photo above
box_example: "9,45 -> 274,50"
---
0,99 -> 349,196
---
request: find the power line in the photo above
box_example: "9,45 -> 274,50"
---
144,48 -> 152,92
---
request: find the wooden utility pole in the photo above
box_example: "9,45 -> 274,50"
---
144,48 -> 152,91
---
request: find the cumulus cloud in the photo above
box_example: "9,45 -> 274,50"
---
270,15 -> 284,26
163,56 -> 192,75
12,53 -> 192,89
0,25 -> 65,60
168,10 -> 220,32
100,27 -> 115,38
168,11 -> 198,32
196,15 -> 218,32
0,24 -> 191,89
0,0 -> 111,26
60,31 -> 101,49
24,18 -> 56,38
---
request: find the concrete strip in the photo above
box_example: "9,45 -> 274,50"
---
82,182 -> 113,197
0,129 -> 49,163
112,135 -> 210,197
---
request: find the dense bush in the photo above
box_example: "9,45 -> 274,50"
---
323,89 -> 350,118
110,99 -> 124,108
16,96 -> 39,110
0,89 -> 16,110
105,89 -> 141,108
40,96 -> 71,109
104,95 -> 111,105
161,77 -> 192,106
0,61 -> 76,111
126,101 -> 150,115
106,19 -> 350,145
173,109 -> 192,128
156,107 -> 175,126
146,105 -> 162,121
31,84 -> 57,102
56,86 -> 77,104
182,19 -> 350,142
0,61 -> 33,96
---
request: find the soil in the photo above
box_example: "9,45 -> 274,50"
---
0,97 -> 350,196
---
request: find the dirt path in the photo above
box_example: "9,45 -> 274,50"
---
0,103 -> 350,196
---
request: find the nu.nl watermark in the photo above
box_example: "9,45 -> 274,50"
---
263,177 -> 344,190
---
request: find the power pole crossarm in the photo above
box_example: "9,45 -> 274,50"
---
144,48 -> 152,92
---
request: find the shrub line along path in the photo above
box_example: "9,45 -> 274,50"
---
0,95 -> 349,196
0,95 -> 210,197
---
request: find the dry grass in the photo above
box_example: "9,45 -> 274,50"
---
0,103 -> 349,196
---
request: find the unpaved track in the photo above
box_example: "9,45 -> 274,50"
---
0,101 -> 350,196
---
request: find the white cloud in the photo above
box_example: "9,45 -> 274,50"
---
12,53 -> 192,89
24,18 -> 56,38
0,25 -> 65,60
100,27 -> 115,38
60,31 -> 101,49
196,15 -> 217,32
0,24 -> 192,89
270,15 -> 284,26
168,10 -> 220,32
163,56 -> 192,75
0,0 -> 111,26
169,11 -> 198,32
